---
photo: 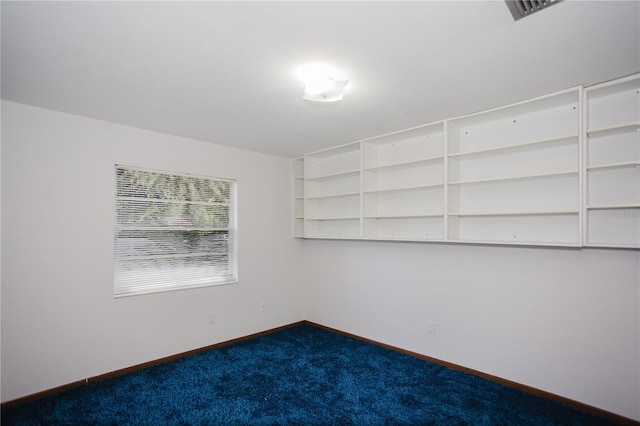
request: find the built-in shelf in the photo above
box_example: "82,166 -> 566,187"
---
449,170 -> 577,186
302,143 -> 362,237
587,122 -> 640,138
364,237 -> 446,242
449,210 -> 578,217
305,191 -> 360,200
305,169 -> 360,182
448,134 -> 578,160
451,239 -> 582,248
363,183 -> 443,194
447,87 -> 581,246
584,73 -> 639,248
585,242 -> 640,249
586,162 -> 640,171
292,74 -> 638,249
293,157 -> 305,238
359,122 -> 445,240
303,236 -> 362,240
364,213 -> 443,219
363,155 -> 444,172
586,204 -> 640,210
305,216 -> 360,221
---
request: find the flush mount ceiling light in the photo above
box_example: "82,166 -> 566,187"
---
296,63 -> 349,102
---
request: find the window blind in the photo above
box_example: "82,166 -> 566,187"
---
114,165 -> 237,297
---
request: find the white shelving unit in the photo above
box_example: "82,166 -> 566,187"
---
446,88 -> 581,246
584,74 -> 640,248
304,142 -> 362,238
361,122 -> 445,240
293,157 -> 304,238
293,75 -> 639,249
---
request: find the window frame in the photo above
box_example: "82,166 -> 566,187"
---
113,164 -> 238,298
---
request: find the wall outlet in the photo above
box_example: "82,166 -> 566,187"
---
259,302 -> 266,313
207,312 -> 216,325
427,321 -> 436,335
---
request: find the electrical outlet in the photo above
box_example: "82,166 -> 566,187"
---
427,321 -> 436,335
207,312 -> 216,325
259,302 -> 266,313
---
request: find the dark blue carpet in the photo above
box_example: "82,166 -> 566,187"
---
2,324 -> 619,425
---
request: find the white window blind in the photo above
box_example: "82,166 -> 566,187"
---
114,165 -> 237,297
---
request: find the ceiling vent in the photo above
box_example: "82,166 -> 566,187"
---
505,0 -> 563,21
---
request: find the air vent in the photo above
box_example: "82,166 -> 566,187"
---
505,0 -> 563,21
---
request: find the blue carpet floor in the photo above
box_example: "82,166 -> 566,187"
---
1,324 -> 619,425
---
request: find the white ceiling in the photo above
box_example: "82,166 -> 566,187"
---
2,1 -> 639,158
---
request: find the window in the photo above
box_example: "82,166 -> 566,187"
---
114,165 -> 237,297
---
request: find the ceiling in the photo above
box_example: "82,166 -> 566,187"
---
2,1 -> 639,158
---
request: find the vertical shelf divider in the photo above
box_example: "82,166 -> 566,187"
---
443,120 -> 450,242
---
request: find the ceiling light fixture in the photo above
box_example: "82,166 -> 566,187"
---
296,63 -> 349,102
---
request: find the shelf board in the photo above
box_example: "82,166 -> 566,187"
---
364,214 -> 443,219
586,204 -> 640,210
587,122 -> 640,139
364,155 -> 444,172
303,236 -> 362,240
448,134 -> 578,160
361,122 -> 444,146
305,216 -> 360,221
448,238 -> 581,247
362,236 -> 445,242
364,183 -> 444,194
449,88 -> 579,127
586,161 -> 640,171
586,74 -> 639,99
305,142 -> 360,158
305,169 -> 359,182
305,191 -> 360,200
584,242 -> 640,249
448,210 -> 578,217
448,170 -> 577,186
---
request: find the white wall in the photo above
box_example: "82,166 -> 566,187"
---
0,101 -> 304,402
304,239 -> 640,421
